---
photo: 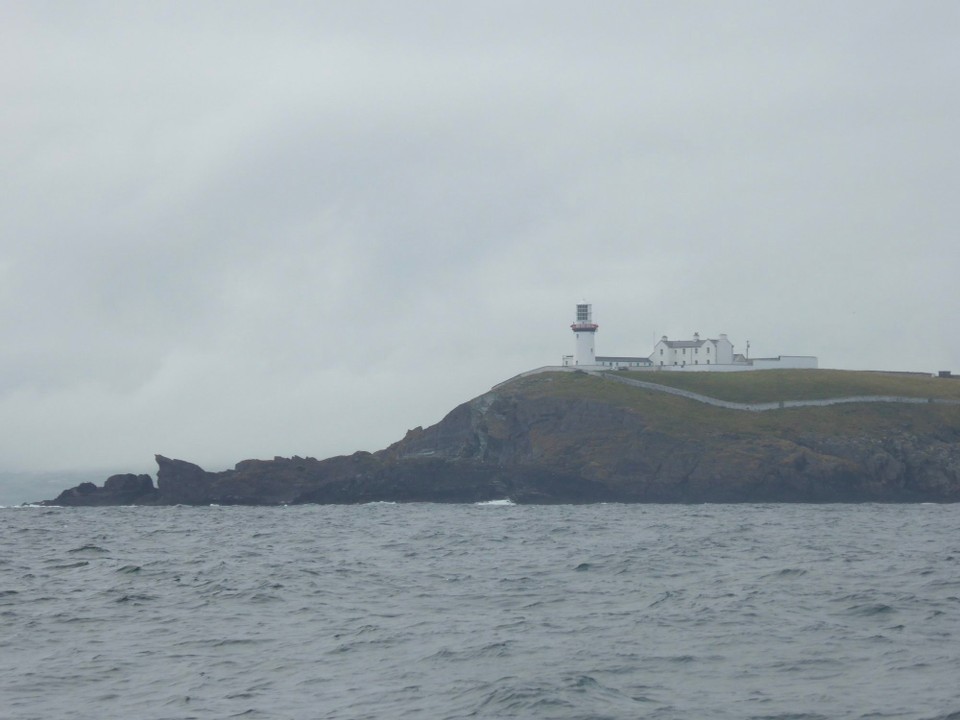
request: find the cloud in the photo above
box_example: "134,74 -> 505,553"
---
1,1 -> 958,480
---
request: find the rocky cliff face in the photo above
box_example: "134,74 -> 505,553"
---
382,389 -> 960,503
40,375 -> 960,505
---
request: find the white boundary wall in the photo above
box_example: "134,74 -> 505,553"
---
560,356 -> 819,373
625,355 -> 818,372
750,356 -> 819,370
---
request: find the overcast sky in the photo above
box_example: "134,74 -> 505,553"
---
2,1 -> 958,483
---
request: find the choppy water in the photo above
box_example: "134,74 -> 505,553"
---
2,503 -> 959,720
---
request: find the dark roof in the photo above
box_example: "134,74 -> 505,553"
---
662,340 -> 705,348
660,337 -> 723,349
596,356 -> 653,363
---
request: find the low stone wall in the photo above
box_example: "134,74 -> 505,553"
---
491,366 -> 960,411
599,372 -> 960,412
491,365 -> 579,390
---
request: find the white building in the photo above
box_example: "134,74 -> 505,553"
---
652,332 -> 734,367
563,303 -> 653,369
569,302 -> 598,366
561,303 -> 817,371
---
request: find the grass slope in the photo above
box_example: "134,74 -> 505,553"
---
498,370 -> 960,439
616,369 -> 960,403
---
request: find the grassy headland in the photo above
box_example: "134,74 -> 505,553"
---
616,368 -> 960,403
497,369 -> 960,439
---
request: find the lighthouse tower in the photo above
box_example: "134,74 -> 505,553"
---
571,302 -> 598,366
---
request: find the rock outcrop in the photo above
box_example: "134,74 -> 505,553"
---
45,473 -> 157,506
39,372 -> 960,505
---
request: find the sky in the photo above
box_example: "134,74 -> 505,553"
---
2,1 -> 958,487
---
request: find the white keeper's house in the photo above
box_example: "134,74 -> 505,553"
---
561,303 -> 817,372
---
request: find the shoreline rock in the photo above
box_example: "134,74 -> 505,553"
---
38,374 -> 960,506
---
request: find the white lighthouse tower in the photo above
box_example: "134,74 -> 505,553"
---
571,302 -> 598,366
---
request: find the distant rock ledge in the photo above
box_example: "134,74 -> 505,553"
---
39,371 -> 960,506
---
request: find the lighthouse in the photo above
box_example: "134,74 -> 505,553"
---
571,302 -> 598,365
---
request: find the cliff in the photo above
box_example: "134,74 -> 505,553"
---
40,369 -> 960,505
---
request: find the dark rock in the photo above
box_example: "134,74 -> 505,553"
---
38,372 -> 960,505
43,474 -> 156,506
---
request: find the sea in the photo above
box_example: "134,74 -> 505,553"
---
1,502 -> 959,720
